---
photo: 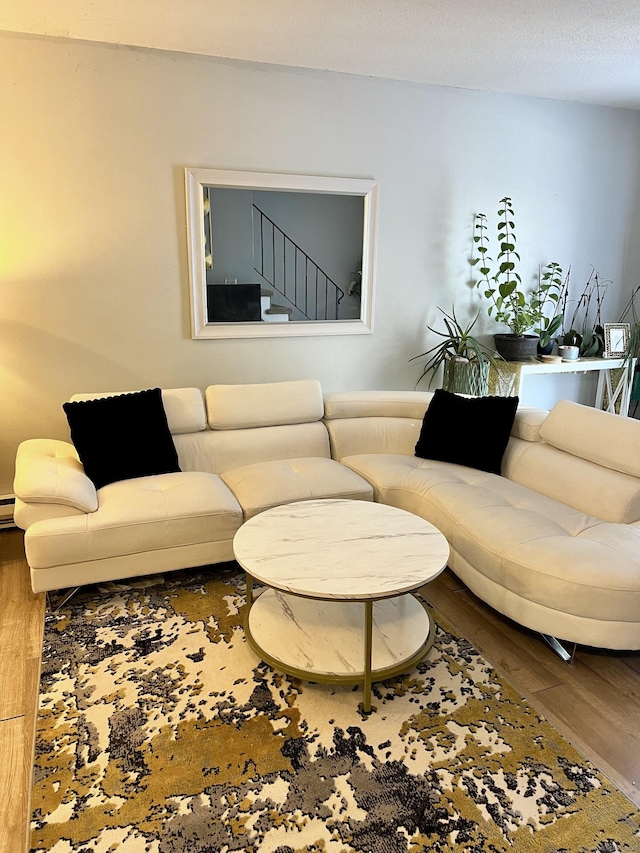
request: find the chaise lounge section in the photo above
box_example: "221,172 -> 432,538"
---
324,392 -> 640,651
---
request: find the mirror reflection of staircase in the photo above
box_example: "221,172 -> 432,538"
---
253,205 -> 345,322
261,288 -> 293,323
203,185 -> 358,323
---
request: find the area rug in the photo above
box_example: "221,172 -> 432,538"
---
31,565 -> 640,853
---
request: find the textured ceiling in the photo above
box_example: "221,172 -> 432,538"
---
2,0 -> 640,109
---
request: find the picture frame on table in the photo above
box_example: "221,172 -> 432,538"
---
603,323 -> 630,358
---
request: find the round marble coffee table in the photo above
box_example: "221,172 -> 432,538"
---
233,498 -> 449,712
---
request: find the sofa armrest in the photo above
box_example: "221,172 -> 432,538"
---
14,439 -> 98,518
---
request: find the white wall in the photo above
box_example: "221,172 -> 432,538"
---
1,33 -> 640,492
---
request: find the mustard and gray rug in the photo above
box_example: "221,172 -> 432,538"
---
31,565 -> 640,852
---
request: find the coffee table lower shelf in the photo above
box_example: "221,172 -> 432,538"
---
244,580 -> 435,712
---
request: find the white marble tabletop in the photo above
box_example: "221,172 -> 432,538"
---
233,498 -> 449,599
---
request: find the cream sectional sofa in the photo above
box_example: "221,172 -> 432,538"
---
14,380 -> 372,595
13,380 -> 640,652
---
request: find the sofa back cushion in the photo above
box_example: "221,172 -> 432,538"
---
323,391 -> 432,460
325,417 -> 422,461
510,407 -> 548,442
70,387 -> 207,435
503,398 -> 640,523
161,388 -> 208,434
503,436 -> 640,524
206,380 -> 324,429
170,380 -> 330,474
173,423 -> 331,474
323,390 -> 434,421
539,398 -> 640,477
323,391 -> 544,462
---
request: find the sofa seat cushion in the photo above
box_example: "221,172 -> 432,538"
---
24,472 -> 243,570
340,454 -> 640,624
221,457 -> 373,520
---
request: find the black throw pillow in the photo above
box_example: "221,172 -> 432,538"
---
63,388 -> 181,489
415,389 -> 519,475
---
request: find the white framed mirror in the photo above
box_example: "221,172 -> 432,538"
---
185,168 -> 378,339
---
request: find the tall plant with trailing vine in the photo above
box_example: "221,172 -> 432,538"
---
472,197 -> 564,338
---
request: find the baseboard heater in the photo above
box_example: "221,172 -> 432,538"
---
0,495 -> 16,529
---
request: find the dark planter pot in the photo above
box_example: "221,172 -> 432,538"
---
537,339 -> 555,356
494,334 -> 539,362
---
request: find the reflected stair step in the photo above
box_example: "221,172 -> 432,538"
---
265,305 -> 293,315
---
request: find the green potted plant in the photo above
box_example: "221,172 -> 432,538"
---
622,284 -> 640,361
472,197 -> 564,360
561,267 -> 608,357
532,262 -> 567,353
618,283 -> 640,407
410,306 -> 503,394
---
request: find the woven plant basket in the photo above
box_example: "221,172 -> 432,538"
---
442,358 -> 489,396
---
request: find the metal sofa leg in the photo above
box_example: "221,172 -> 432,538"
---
540,633 -> 577,663
46,586 -> 81,612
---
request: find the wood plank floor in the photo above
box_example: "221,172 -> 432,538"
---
1,528 -> 639,853
0,529 -> 45,853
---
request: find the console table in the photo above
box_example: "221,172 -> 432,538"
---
490,357 -> 635,415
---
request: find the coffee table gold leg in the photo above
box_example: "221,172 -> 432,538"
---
246,573 -> 253,610
363,600 -> 373,713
